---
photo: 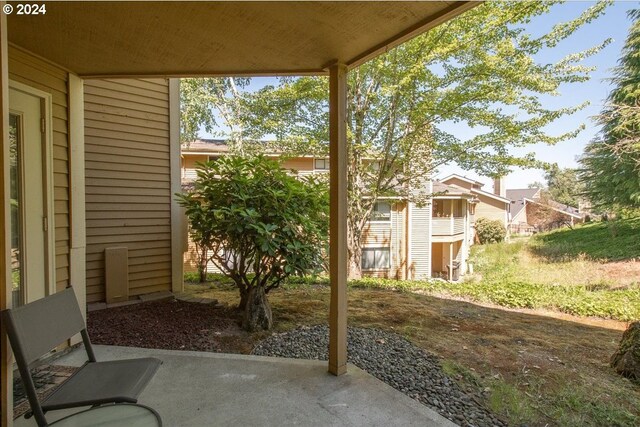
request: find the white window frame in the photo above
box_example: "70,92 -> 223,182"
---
314,158 -> 329,170
361,247 -> 391,270
370,201 -> 391,222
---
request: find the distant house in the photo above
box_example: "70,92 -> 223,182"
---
440,174 -> 511,240
182,140 -> 475,281
507,188 -> 583,234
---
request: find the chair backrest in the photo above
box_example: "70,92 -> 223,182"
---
2,287 -> 86,366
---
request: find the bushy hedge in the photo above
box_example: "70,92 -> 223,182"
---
475,217 -> 507,244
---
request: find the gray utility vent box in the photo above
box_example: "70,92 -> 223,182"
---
105,247 -> 129,304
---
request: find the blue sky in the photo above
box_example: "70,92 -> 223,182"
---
437,0 -> 636,191
199,1 -> 636,192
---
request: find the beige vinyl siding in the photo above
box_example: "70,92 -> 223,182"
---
475,193 -> 508,226
443,177 -> 473,191
8,47 -> 70,293
282,157 -> 314,172
409,204 -> 431,280
182,155 -> 207,182
362,222 -> 391,245
84,78 -> 172,303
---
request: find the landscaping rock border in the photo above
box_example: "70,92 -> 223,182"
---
253,325 -> 505,427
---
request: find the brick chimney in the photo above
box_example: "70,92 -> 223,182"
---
493,177 -> 506,198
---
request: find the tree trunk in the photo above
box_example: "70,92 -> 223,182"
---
242,286 -> 273,332
238,287 -> 249,311
348,244 -> 362,280
197,245 -> 208,283
347,212 -> 365,279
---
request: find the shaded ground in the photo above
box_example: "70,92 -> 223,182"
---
89,284 -> 639,426
88,299 -> 263,354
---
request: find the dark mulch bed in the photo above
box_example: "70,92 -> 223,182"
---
87,299 -> 258,354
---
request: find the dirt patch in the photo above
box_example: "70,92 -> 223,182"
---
591,261 -> 640,288
88,299 -> 261,354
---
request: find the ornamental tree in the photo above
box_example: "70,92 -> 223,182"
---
181,1 -> 611,278
177,155 -> 329,331
242,1 -> 610,277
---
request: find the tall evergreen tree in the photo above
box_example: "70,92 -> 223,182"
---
580,9 -> 640,210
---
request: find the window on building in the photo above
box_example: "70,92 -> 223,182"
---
314,158 -> 329,170
370,201 -> 391,221
208,155 -> 221,163
361,247 -> 390,270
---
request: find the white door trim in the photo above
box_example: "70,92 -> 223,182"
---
9,79 -> 56,299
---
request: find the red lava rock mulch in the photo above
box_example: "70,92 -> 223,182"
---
87,299 -> 258,354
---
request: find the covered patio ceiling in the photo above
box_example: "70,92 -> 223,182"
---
7,1 -> 475,77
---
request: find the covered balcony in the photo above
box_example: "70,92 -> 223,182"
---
13,345 -> 453,426
432,199 -> 468,241
1,2 -> 477,425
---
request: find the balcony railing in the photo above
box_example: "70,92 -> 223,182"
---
432,217 -> 465,235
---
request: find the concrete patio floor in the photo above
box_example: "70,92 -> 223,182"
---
15,345 -> 455,426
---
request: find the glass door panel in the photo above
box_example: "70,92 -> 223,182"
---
9,113 -> 23,307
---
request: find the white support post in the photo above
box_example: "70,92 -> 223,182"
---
169,79 -> 184,294
449,243 -> 453,282
450,200 -> 454,234
68,73 -> 86,337
0,5 -> 14,424
328,63 -> 348,376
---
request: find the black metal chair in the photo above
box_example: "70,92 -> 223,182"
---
2,287 -> 162,427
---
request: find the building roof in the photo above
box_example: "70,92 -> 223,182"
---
506,188 -> 541,219
439,174 -> 485,188
8,2 -> 476,77
182,139 -> 232,154
545,199 -> 582,217
507,188 -> 582,220
432,182 -> 472,198
440,174 -> 511,203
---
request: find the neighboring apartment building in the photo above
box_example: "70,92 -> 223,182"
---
182,140 -> 475,281
508,188 -> 583,234
440,174 -> 584,236
440,174 -> 511,241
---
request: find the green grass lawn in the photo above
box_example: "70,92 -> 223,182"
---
530,216 -> 640,262
463,218 -> 640,321
186,218 -> 640,322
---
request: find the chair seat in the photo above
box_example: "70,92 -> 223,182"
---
42,358 -> 162,411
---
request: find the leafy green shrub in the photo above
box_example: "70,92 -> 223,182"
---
177,155 -> 329,331
475,217 -> 507,244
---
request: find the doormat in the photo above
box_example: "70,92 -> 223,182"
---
13,365 -> 79,419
